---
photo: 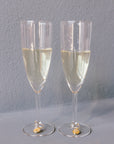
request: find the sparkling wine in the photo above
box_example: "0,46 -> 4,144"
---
22,48 -> 52,93
61,50 -> 90,93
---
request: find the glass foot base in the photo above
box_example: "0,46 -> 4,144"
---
23,121 -> 55,136
58,123 -> 91,137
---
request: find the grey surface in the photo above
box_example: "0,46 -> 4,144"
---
0,98 -> 114,144
0,0 -> 114,112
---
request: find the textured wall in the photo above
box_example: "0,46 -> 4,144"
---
0,0 -> 114,112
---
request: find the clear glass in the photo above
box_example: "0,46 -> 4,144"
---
20,20 -> 55,136
59,21 -> 92,137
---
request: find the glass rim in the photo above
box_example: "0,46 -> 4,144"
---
20,20 -> 35,25
20,20 -> 52,24
39,20 -> 52,25
61,20 -> 92,24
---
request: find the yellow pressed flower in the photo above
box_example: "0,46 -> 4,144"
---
72,128 -> 80,135
33,127 -> 41,133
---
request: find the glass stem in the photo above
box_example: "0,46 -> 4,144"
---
35,93 -> 40,122
72,92 -> 78,124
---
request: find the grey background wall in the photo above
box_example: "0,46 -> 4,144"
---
0,0 -> 114,112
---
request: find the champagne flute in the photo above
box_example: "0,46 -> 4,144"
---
59,21 -> 92,137
21,20 -> 55,136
